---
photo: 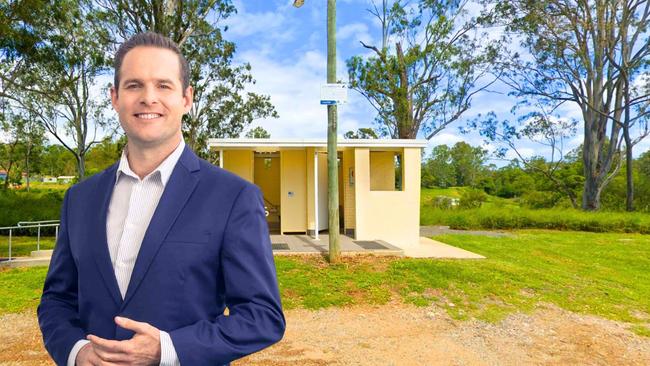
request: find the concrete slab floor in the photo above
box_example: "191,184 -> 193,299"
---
0,234 -> 485,269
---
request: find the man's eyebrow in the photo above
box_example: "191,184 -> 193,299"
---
156,79 -> 176,85
122,79 -> 143,85
121,78 -> 177,85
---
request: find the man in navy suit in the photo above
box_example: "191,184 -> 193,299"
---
37,32 -> 285,365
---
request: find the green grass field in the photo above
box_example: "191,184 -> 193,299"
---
0,236 -> 56,258
4,230 -> 648,336
25,182 -> 71,191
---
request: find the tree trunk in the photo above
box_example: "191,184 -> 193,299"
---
76,153 -> 86,182
25,146 -> 30,192
394,42 -> 413,139
581,108 -> 604,211
582,173 -> 601,211
327,0 -> 340,263
624,68 -> 634,211
2,161 -> 11,190
625,130 -> 633,211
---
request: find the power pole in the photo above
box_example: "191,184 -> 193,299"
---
326,0 -> 340,263
294,0 -> 340,263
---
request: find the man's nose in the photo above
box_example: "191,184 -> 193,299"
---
139,85 -> 159,105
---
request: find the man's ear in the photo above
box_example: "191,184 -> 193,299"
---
183,86 -> 194,113
110,86 -> 119,110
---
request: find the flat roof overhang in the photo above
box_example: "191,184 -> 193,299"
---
208,138 -> 428,149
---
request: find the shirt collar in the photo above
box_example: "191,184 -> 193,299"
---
116,139 -> 185,188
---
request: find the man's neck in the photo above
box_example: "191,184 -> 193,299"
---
126,136 -> 181,180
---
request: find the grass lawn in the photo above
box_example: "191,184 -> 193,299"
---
18,182 -> 71,191
0,236 -> 56,258
0,266 -> 49,314
1,230 -> 649,336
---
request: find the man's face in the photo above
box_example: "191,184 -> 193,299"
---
111,46 -> 192,149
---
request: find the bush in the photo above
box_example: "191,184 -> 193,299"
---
0,190 -> 64,233
520,191 -> 560,209
420,206 -> 650,234
459,188 -> 487,209
431,195 -> 458,210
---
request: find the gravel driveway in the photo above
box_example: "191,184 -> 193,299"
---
3,302 -> 649,365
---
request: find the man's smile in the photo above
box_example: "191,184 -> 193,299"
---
134,113 -> 163,120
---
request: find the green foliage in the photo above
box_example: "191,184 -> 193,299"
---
520,191 -> 560,209
2,0 -> 113,180
0,190 -> 63,228
98,0 -> 278,159
421,205 -> 650,233
491,162 -> 535,198
421,142 -> 488,188
484,0 -> 650,210
431,195 -> 458,210
450,142 -> 487,186
346,0 -> 497,139
0,111 -> 46,190
458,188 -> 487,209
343,128 -> 378,139
245,127 -> 271,139
85,136 -> 126,176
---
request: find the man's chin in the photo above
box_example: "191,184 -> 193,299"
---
127,134 -> 179,149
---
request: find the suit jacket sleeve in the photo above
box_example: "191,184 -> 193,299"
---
38,189 -> 87,366
169,183 -> 286,365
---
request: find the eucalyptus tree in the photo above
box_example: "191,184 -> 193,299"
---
98,0 -> 278,158
347,0 -> 499,139
486,0 -> 650,210
1,0 -> 112,180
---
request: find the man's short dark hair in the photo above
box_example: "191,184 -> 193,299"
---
113,32 -> 190,95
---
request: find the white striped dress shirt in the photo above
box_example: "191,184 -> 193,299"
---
67,140 -> 185,366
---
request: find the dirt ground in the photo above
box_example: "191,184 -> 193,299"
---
2,301 -> 649,366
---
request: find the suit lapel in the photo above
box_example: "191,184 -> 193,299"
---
121,147 -> 200,309
91,164 -> 124,307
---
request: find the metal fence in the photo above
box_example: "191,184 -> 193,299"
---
0,220 -> 60,262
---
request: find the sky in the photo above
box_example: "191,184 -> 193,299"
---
217,0 -> 650,164
31,0 -> 647,165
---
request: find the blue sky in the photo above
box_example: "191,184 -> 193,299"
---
219,0 -> 650,164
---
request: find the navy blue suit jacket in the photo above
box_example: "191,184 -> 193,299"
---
38,146 -> 286,365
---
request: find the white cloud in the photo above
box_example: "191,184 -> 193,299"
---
428,132 -> 464,146
337,22 -> 374,48
224,1 -> 298,48
239,48 -> 345,138
225,11 -> 285,38
505,147 -> 535,160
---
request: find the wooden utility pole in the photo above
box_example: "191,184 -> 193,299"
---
294,0 -> 340,263
326,0 -> 340,263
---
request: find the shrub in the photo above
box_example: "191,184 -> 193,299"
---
520,191 -> 560,209
459,189 -> 487,209
431,195 -> 458,210
420,206 -> 650,234
0,190 -> 64,234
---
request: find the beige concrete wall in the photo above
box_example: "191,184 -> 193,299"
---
280,149 -> 307,233
369,151 -> 396,191
354,147 -> 421,247
223,150 -> 253,182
